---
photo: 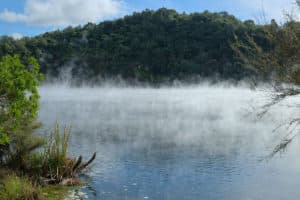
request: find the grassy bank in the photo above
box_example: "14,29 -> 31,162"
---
0,174 -> 75,200
0,124 -> 95,200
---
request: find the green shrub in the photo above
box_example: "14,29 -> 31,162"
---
6,122 -> 45,171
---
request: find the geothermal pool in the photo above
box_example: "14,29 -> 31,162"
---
38,84 -> 300,200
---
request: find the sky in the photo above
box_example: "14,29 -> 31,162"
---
0,0 -> 298,38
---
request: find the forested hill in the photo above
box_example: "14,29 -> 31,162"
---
0,8 -> 270,83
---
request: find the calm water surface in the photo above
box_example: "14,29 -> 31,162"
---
38,85 -> 300,200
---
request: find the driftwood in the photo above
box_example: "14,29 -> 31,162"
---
72,156 -> 82,173
78,152 -> 96,171
59,178 -> 82,186
71,152 -> 96,174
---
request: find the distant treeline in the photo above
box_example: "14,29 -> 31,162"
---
0,8 -> 288,83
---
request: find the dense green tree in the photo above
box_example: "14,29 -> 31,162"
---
0,55 -> 43,163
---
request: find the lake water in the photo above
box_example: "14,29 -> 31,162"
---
38,84 -> 300,200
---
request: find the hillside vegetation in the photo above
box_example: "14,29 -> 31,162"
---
0,8 -> 275,83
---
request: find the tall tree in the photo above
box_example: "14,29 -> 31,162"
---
0,55 -> 43,164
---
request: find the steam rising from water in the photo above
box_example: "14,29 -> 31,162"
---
38,83 -> 296,149
38,83 -> 300,200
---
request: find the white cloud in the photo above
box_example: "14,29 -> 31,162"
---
0,0 -> 123,26
232,0 -> 298,22
199,0 -> 298,23
11,33 -> 23,40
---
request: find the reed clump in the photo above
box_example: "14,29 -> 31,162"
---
23,123 -> 96,186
